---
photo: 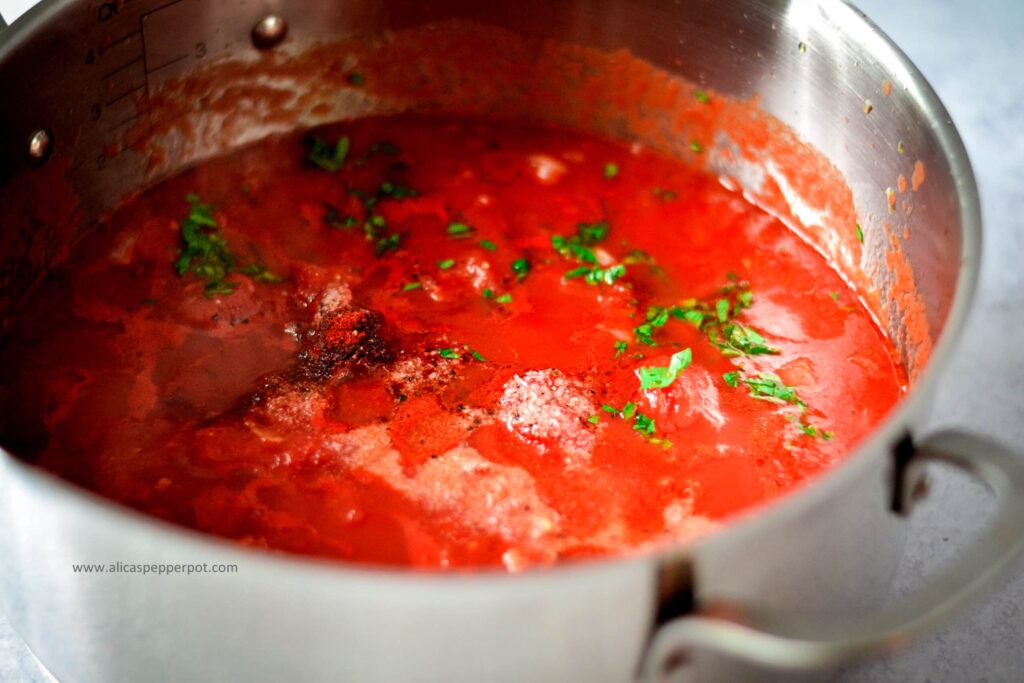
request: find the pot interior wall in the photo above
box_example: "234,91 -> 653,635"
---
0,0 -> 969,382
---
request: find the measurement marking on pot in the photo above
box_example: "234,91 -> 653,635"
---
139,0 -> 188,21
106,84 -> 146,107
107,111 -> 147,132
102,56 -> 145,80
83,0 -> 219,171
106,29 -> 142,50
149,53 -> 190,74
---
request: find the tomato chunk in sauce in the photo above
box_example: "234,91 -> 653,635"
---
0,116 -> 906,571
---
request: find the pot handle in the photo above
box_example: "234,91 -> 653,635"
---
641,429 -> 1024,678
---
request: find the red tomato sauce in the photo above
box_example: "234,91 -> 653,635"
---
0,115 -> 906,570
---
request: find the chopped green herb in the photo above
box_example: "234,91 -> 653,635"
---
689,140 -> 703,154
512,258 -> 530,280
447,222 -> 473,237
693,88 -> 710,104
374,233 -> 401,256
638,348 -> 692,390
174,195 -> 282,297
438,348 -> 459,360
801,424 -> 835,439
238,263 -> 283,283
551,221 -> 609,261
829,291 -> 840,301
715,298 -> 730,322
723,371 -> 740,387
653,187 -> 678,202
623,249 -> 656,266
633,413 -> 656,435
552,236 -> 597,264
350,188 -> 378,211
482,288 -> 494,299
709,322 -> 779,357
479,239 -> 497,251
402,282 -> 422,291
743,372 -> 803,406
855,223 -> 864,243
577,221 -> 610,244
174,196 -> 238,296
305,136 -> 350,172
798,41 -> 808,53
564,263 -> 626,286
897,141 -> 906,155
347,72 -> 365,86
587,414 -> 600,425
601,404 -> 620,414
676,308 -> 705,328
550,221 -> 626,284
613,340 -> 629,358
378,181 -> 418,199
471,349 -> 487,362
495,293 -> 513,304
604,162 -> 619,179
437,258 -> 456,270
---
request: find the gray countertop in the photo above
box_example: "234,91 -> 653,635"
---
2,0 -> 1023,681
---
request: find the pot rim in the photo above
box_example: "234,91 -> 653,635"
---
0,0 -> 982,588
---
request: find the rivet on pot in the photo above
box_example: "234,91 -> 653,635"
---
27,129 -> 53,165
252,15 -> 288,50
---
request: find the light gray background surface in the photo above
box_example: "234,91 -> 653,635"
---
2,0 -> 1023,681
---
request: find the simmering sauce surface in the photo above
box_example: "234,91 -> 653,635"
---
0,116 -> 905,570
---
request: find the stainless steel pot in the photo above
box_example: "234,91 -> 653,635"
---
1,1 -> 1022,682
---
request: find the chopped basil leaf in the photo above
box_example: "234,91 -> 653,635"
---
471,349 -> 487,362
716,298 -> 730,322
613,340 -> 628,358
633,413 -> 656,435
306,136 -> 350,172
402,282 -> 422,291
689,140 -> 703,154
438,348 -> 459,359
742,372 -> 803,406
479,239 -> 497,251
447,222 -> 473,237
601,401 -> 660,441
604,163 -> 619,179
855,223 -> 864,243
693,89 -> 710,104
564,264 -> 626,285
638,348 -> 692,390
437,258 -> 456,270
495,293 -> 513,304
723,371 -> 740,387
587,414 -> 600,424
512,258 -> 530,280
576,221 -> 609,244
